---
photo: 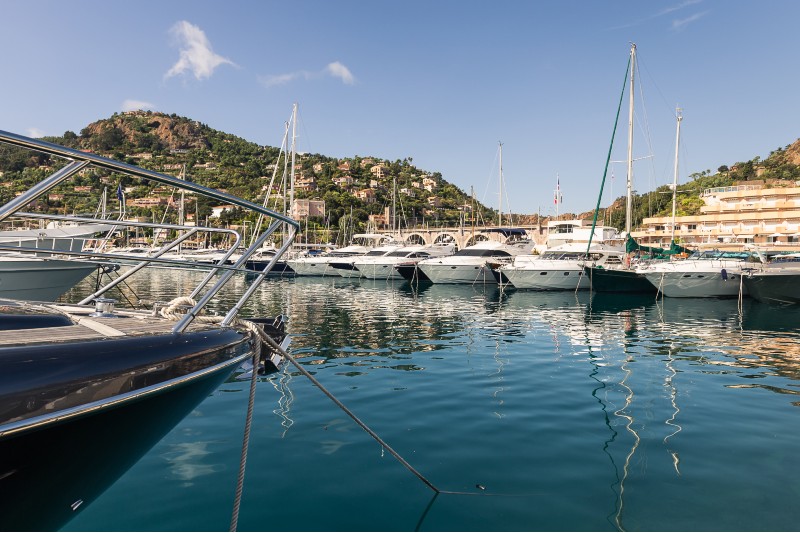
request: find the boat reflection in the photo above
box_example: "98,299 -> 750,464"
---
63,270 -> 800,530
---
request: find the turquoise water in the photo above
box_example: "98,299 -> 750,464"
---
61,271 -> 800,531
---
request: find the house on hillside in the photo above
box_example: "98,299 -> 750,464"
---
370,164 -> 388,179
292,199 -> 325,219
334,175 -> 354,187
296,176 -> 317,192
356,189 -> 377,204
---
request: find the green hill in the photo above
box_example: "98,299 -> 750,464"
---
0,111 -> 500,243
2,110 -> 800,238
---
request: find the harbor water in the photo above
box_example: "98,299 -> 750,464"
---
61,269 -> 800,531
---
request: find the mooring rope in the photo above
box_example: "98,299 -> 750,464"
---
153,296 -> 530,532
229,321 -> 262,532
256,331 -> 441,493
150,297 -> 259,531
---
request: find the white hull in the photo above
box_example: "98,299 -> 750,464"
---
642,270 -> 746,298
0,259 -> 97,301
285,256 -> 341,276
417,261 -> 498,284
354,261 -> 405,280
330,262 -> 361,278
499,243 -> 625,291
502,259 -> 589,290
641,259 -> 749,298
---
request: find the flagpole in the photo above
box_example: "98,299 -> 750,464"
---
554,174 -> 560,220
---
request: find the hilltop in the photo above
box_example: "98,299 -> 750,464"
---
2,110 -> 800,236
0,111 -> 507,241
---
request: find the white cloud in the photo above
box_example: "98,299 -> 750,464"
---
165,21 -> 236,81
259,72 -> 306,88
122,99 -> 156,112
26,128 -> 45,138
326,62 -> 355,85
672,10 -> 709,31
605,0 -> 706,31
259,61 -> 356,88
658,0 -> 703,17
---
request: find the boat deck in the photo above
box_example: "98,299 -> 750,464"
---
0,302 -> 221,347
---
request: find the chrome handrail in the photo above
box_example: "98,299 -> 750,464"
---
0,130 -> 299,331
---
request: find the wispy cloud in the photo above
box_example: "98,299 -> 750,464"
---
605,0 -> 707,31
259,61 -> 356,88
671,10 -> 709,31
26,128 -> 45,138
122,99 -> 156,112
165,21 -> 236,81
657,0 -> 703,16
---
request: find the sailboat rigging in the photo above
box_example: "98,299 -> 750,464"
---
584,44 -> 687,293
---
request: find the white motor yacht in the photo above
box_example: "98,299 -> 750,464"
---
353,242 -> 457,280
499,242 -> 626,290
286,233 -> 391,276
329,241 -> 407,278
416,229 -> 534,284
0,256 -> 100,301
639,249 -> 762,298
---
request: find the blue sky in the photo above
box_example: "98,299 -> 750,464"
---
3,0 -> 799,216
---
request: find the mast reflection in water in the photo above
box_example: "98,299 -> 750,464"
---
62,269 -> 800,532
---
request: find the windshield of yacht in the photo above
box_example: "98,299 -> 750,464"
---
689,250 -> 759,261
540,251 -> 587,260
454,249 -> 512,257
386,250 -> 412,257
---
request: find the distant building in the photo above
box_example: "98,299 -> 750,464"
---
631,182 -> 800,250
334,175 -> 354,187
128,197 -> 168,208
292,199 -> 325,219
370,164 -> 388,179
369,213 -> 388,227
356,189 -> 377,204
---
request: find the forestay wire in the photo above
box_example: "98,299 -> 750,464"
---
580,53 -> 631,294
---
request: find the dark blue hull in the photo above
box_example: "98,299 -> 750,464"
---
0,327 -> 256,531
395,263 -> 430,282
584,266 -> 657,294
245,259 -> 294,276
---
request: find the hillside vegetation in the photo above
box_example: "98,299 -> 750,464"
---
0,111 -> 499,243
2,110 -> 800,238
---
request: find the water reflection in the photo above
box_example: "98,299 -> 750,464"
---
61,270 -> 800,531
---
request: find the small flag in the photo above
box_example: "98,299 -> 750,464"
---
116,183 -> 124,202
554,176 -> 561,205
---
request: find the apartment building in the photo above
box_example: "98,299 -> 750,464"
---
631,182 -> 800,251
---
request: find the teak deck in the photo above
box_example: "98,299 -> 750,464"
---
0,303 -> 218,347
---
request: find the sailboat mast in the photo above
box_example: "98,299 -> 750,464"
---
289,103 -> 297,228
625,43 -> 636,235
179,164 -> 185,253
392,174 -> 397,235
498,141 -> 503,226
179,164 -> 185,227
671,107 -> 682,243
